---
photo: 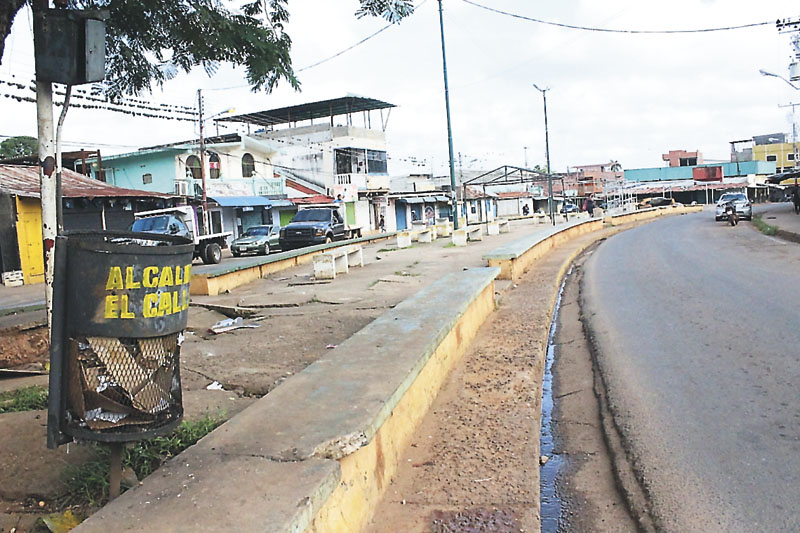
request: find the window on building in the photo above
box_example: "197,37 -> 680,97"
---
242,153 -> 255,178
788,153 -> 795,161
209,153 -> 221,179
186,155 -> 202,179
766,154 -> 777,162
679,157 -> 697,166
335,149 -> 352,174
142,173 -> 152,185
367,150 -> 388,174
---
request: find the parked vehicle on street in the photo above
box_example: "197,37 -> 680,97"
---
231,225 -> 279,256
715,193 -> 751,221
131,206 -> 231,264
278,207 -> 362,250
560,203 -> 579,214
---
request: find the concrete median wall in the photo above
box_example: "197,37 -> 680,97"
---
605,205 -> 702,227
483,219 -> 604,281
77,268 -> 500,533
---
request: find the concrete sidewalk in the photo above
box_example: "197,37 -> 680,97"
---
0,283 -> 45,315
753,202 -> 800,242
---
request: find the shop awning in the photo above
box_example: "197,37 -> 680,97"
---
435,195 -> 451,202
399,197 -> 424,204
209,196 -> 272,207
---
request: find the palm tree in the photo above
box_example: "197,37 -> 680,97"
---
608,160 -> 622,172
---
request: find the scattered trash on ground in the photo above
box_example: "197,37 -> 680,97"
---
206,381 -> 225,391
326,344 -> 337,349
209,317 -> 261,335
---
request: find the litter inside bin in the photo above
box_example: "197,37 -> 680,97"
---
66,333 -> 181,431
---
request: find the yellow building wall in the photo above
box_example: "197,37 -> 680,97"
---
753,142 -> 799,171
14,197 -> 45,285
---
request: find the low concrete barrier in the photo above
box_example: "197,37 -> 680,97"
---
190,232 -> 397,296
605,204 -> 702,226
483,219 -> 603,281
466,225 -> 483,242
313,245 -> 364,280
77,267 -> 500,533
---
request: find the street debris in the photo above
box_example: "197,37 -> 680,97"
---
206,381 -> 225,391
326,344 -> 337,349
209,317 -> 261,335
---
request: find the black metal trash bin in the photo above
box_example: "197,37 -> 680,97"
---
48,231 -> 194,447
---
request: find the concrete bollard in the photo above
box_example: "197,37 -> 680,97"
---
486,221 -> 500,236
452,229 -> 468,247
313,254 -> 337,280
419,229 -> 433,243
397,231 -> 412,249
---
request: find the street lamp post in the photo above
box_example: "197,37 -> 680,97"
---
759,69 -> 800,171
438,0 -> 460,230
533,83 -> 554,225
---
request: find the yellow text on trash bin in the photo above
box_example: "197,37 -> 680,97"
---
103,264 -> 192,319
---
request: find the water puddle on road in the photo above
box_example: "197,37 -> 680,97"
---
540,272 -> 569,532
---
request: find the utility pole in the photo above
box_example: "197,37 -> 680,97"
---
524,146 -> 528,168
34,0 -> 56,330
438,0 -> 459,230
533,84 -> 554,225
197,89 -> 209,233
779,103 -> 800,170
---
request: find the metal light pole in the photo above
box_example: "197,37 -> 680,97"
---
760,70 -> 800,171
533,83 -> 554,224
438,0 -> 459,229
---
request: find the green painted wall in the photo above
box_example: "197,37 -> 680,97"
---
345,202 -> 356,225
280,209 -> 296,226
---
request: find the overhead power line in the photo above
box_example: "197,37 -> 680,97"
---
462,0 -> 774,34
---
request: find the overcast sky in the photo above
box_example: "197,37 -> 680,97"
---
2,0 -> 799,175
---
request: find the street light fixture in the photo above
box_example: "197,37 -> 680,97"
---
760,69 -> 800,172
533,83 -> 555,225
759,69 -> 799,90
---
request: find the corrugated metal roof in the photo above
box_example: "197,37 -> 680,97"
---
291,194 -> 335,205
0,165 -> 171,199
210,196 -> 272,207
221,96 -> 395,127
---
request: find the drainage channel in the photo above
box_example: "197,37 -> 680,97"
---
540,270 -> 569,532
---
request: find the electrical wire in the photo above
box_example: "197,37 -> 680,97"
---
461,0 -> 773,34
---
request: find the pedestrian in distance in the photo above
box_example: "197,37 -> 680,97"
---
585,194 -> 595,217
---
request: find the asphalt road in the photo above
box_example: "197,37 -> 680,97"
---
582,210 -> 800,532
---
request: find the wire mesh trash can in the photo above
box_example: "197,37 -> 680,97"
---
47,231 -> 194,447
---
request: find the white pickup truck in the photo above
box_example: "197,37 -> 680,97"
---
131,206 -> 232,264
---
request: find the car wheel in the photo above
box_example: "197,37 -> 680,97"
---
325,235 -> 333,244
232,250 -> 241,257
261,243 -> 270,255
202,243 -> 222,264
715,216 -> 721,222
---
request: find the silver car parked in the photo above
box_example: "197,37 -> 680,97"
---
231,225 -> 280,256
715,192 -> 752,221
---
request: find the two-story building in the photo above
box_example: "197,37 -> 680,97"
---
220,96 -> 396,234
88,134 -> 286,239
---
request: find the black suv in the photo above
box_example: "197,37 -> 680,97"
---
279,207 -> 346,250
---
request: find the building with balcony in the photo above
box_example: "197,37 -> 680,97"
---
86,134 -> 286,239
221,96 -> 396,234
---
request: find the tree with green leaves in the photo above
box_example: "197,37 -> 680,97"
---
0,135 -> 38,159
0,0 -> 414,98
609,160 -> 622,172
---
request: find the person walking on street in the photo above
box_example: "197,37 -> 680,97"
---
586,194 -> 595,217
